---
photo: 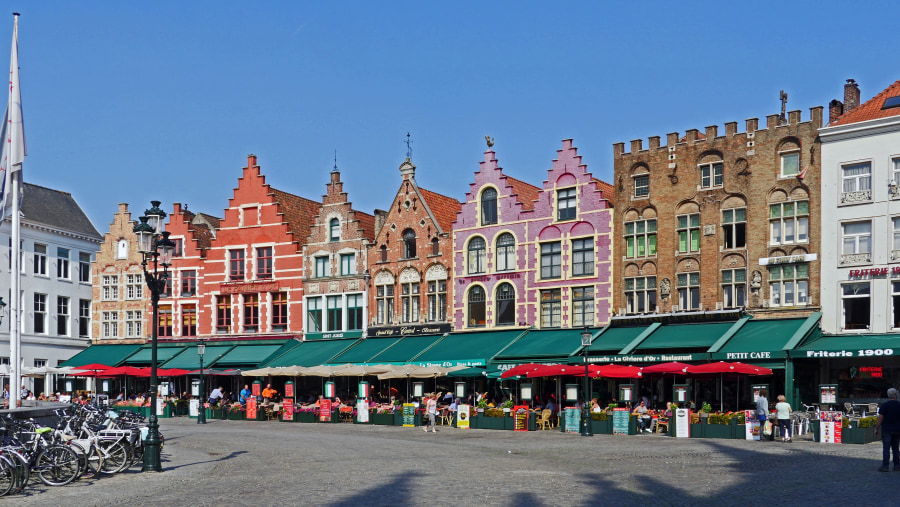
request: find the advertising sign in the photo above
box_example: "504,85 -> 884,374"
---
744,410 -> 760,440
247,398 -> 257,420
189,399 -> 199,417
359,382 -> 369,399
413,382 -> 424,398
285,382 -> 294,399
565,385 -> 579,405
520,384 -> 533,402
325,381 -> 335,398
455,382 -> 466,399
674,409 -> 691,438
191,380 -> 200,397
613,408 -> 629,435
751,385 -> 768,403
156,398 -> 165,416
102,380 -> 110,393
820,411 -> 842,444
565,407 -> 580,433
283,400 -> 294,421
457,404 -> 470,429
819,385 -> 837,405
619,385 -> 633,402
357,400 -> 369,423
514,405 -> 529,432
319,399 -> 332,422
252,383 -> 261,397
402,403 -> 416,427
159,383 -> 169,396
674,385 -> 689,403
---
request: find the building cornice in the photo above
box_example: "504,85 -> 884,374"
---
819,115 -> 900,143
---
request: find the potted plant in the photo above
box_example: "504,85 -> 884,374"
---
227,404 -> 245,420
293,406 -> 317,423
699,402 -> 712,421
370,407 -> 394,426
501,400 -> 514,414
478,408 -> 506,430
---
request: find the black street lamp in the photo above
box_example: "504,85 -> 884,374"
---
133,201 -> 175,472
197,339 -> 206,424
581,327 -> 593,437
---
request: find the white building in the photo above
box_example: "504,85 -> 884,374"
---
0,183 -> 102,395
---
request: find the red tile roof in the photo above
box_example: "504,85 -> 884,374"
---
418,187 -> 462,232
271,188 -> 322,248
354,210 -> 376,240
830,78 -> 900,126
593,178 -> 615,205
504,176 -> 540,211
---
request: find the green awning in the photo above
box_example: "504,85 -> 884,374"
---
446,366 -> 487,377
493,328 -> 595,363
61,344 -> 143,368
326,337 -> 402,364
162,345 -> 234,369
632,322 -> 736,351
123,345 -> 188,365
265,339 -> 359,367
368,334 -> 443,364
711,318 -> 807,360
794,333 -> 900,359
411,330 -> 527,367
214,344 -> 290,367
587,327 -> 648,353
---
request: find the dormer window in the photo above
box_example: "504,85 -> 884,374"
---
481,188 -> 497,225
557,188 -> 577,221
329,218 -> 340,242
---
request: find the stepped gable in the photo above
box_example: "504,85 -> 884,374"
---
593,178 -> 615,204
831,77 -> 900,126
417,187 -> 462,233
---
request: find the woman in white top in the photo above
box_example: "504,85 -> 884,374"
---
424,393 -> 438,433
775,395 -> 792,442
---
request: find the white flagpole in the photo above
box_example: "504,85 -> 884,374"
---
10,169 -> 18,406
8,13 -> 23,409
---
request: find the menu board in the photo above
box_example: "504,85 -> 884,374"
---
156,398 -> 165,416
674,408 -> 690,438
189,399 -> 199,417
285,383 -> 294,399
402,403 -> 416,427
565,407 -> 580,433
674,386 -> 688,403
325,382 -> 335,398
514,405 -> 529,432
357,400 -> 369,423
620,386 -> 633,402
457,404 -> 470,429
252,383 -> 261,396
820,411 -> 843,444
247,398 -> 257,420
612,408 -> 629,435
282,400 -> 294,421
819,385 -> 837,404
744,410 -> 760,440
319,399 -> 332,422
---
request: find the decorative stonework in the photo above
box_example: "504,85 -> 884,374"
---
399,267 -> 421,283
659,278 -> 671,299
840,253 -> 872,265
348,280 -> 359,291
425,264 -> 448,281
840,190 -> 871,204
307,283 -> 319,294
328,282 -> 339,293
374,270 -> 395,285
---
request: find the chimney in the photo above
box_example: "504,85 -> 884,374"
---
810,106 -> 824,128
829,99 -> 844,123
844,79 -> 860,113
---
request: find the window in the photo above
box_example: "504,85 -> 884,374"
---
229,249 -> 245,281
893,158 -> 900,187
79,252 -> 91,282
272,292 -> 288,331
376,285 -> 394,325
181,270 -> 196,296
79,299 -> 90,338
677,214 -> 701,253
780,152 -> 800,177
403,229 -> 416,258
496,233 -> 516,271
699,162 -> 723,188
572,286 -> 594,327
768,264 -> 808,307
126,274 -> 143,300
116,239 -> 128,259
180,304 -> 196,337
496,283 -> 515,326
540,289 -> 561,327
315,256 -> 329,278
102,311 -> 119,339
340,253 -> 356,276
842,221 -> 872,255
125,310 -> 142,338
243,294 -> 259,332
102,275 -> 119,300
427,280 -> 446,322
892,282 -> 900,329
158,305 -> 173,337
401,282 -> 420,323
634,175 -> 649,198
721,269 -> 746,309
242,206 -> 259,227
327,295 -> 343,331
467,237 -> 486,274
329,218 -> 340,241
216,295 -> 231,332
56,296 -> 69,336
431,238 -> 439,256
625,219 -> 657,258
481,188 -> 498,225
256,247 -> 273,279
161,276 -> 172,298
625,276 -> 657,314
770,201 -> 809,245
33,293 -> 47,334
722,209 -> 747,249
347,294 -> 363,330
380,245 -> 388,262
894,217 -> 900,252
34,244 -> 46,275
467,286 -> 486,327
172,238 -> 183,257
557,188 -> 577,221
842,282 -> 870,330
56,248 -> 69,279
540,242 -> 561,279
572,238 -> 594,276
842,162 -> 871,194
677,272 -> 700,310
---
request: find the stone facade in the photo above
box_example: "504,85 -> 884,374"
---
612,107 -> 824,319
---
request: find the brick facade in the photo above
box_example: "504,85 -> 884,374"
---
612,107 -> 824,319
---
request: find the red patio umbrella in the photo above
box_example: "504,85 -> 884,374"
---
640,362 -> 691,375
589,364 -> 643,379
526,364 -> 581,378
157,368 -> 191,377
70,363 -> 112,371
101,366 -> 146,376
685,362 -> 773,412
500,363 -> 543,379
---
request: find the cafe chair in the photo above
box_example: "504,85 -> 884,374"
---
535,409 -> 551,430
843,402 -> 854,416
439,408 -> 452,426
867,403 -> 879,417
655,417 -> 669,434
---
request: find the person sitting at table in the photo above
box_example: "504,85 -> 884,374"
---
632,400 -> 651,433
591,398 -> 602,413
546,395 -> 558,414
262,384 -> 278,402
208,386 -> 224,405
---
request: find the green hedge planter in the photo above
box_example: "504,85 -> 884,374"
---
842,426 -> 877,444
294,411 -> 317,423
227,411 -> 245,420
475,415 -> 507,430
591,419 -> 612,434
370,413 -> 394,426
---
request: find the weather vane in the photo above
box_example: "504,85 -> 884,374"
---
780,90 -> 788,122
333,149 -> 338,171
405,132 -> 413,159
485,135 -> 494,148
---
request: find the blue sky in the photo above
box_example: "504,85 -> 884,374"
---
11,1 -> 900,229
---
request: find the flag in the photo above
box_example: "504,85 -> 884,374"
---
797,165 -> 809,180
0,14 -> 25,221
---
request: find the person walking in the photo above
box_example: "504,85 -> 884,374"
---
775,395 -> 792,442
875,387 -> 900,472
424,393 -> 438,433
756,389 -> 770,441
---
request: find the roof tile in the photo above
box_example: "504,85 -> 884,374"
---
417,187 -> 462,232
831,78 -> 900,126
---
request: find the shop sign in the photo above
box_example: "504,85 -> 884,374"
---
744,410 -> 760,440
588,353 -> 705,363
219,281 -> 280,294
758,253 -> 817,266
283,400 -> 293,421
305,331 -> 363,341
674,409 -> 691,438
802,348 -> 895,358
564,407 -> 580,434
612,408 -> 629,435
356,400 -> 369,423
721,351 -> 779,360
820,411 -> 842,444
412,360 -> 485,367
401,403 -> 416,427
847,266 -> 900,278
457,404 -> 470,429
610,309 -> 743,326
457,272 -> 522,284
514,405 -> 529,432
319,399 -> 332,422
367,323 -> 452,338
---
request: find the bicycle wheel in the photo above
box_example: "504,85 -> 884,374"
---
0,455 -> 16,497
98,441 -> 129,474
70,442 -> 103,480
6,451 -> 30,494
35,445 -> 80,486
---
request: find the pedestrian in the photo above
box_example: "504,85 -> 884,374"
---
775,395 -> 792,442
424,392 -> 438,433
875,387 -> 900,472
756,389 -> 770,441
240,384 -> 252,405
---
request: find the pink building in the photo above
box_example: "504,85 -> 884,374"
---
452,139 -> 614,330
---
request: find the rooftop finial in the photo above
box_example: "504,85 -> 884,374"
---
780,90 -> 788,123
485,135 -> 494,148
333,149 -> 338,172
405,132 -> 413,159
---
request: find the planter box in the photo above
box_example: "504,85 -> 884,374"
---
294,411 -> 317,423
703,423 -> 733,439
477,416 -> 507,430
842,426 -> 877,444
393,412 -> 402,426
227,411 -> 245,420
370,413 -> 394,426
504,416 -> 515,430
591,419 -> 612,434
690,423 -> 704,438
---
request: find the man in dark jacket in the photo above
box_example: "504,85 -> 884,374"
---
875,387 -> 900,471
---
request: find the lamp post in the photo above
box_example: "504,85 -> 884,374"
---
581,327 -> 593,437
133,201 -> 175,472
197,339 -> 206,424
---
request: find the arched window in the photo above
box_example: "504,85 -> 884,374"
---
495,233 -> 515,271
481,188 -> 497,225
403,229 -> 416,259
380,244 -> 387,262
496,283 -> 515,326
431,237 -> 439,256
468,237 -> 486,274
468,286 -> 486,327
329,218 -> 340,241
